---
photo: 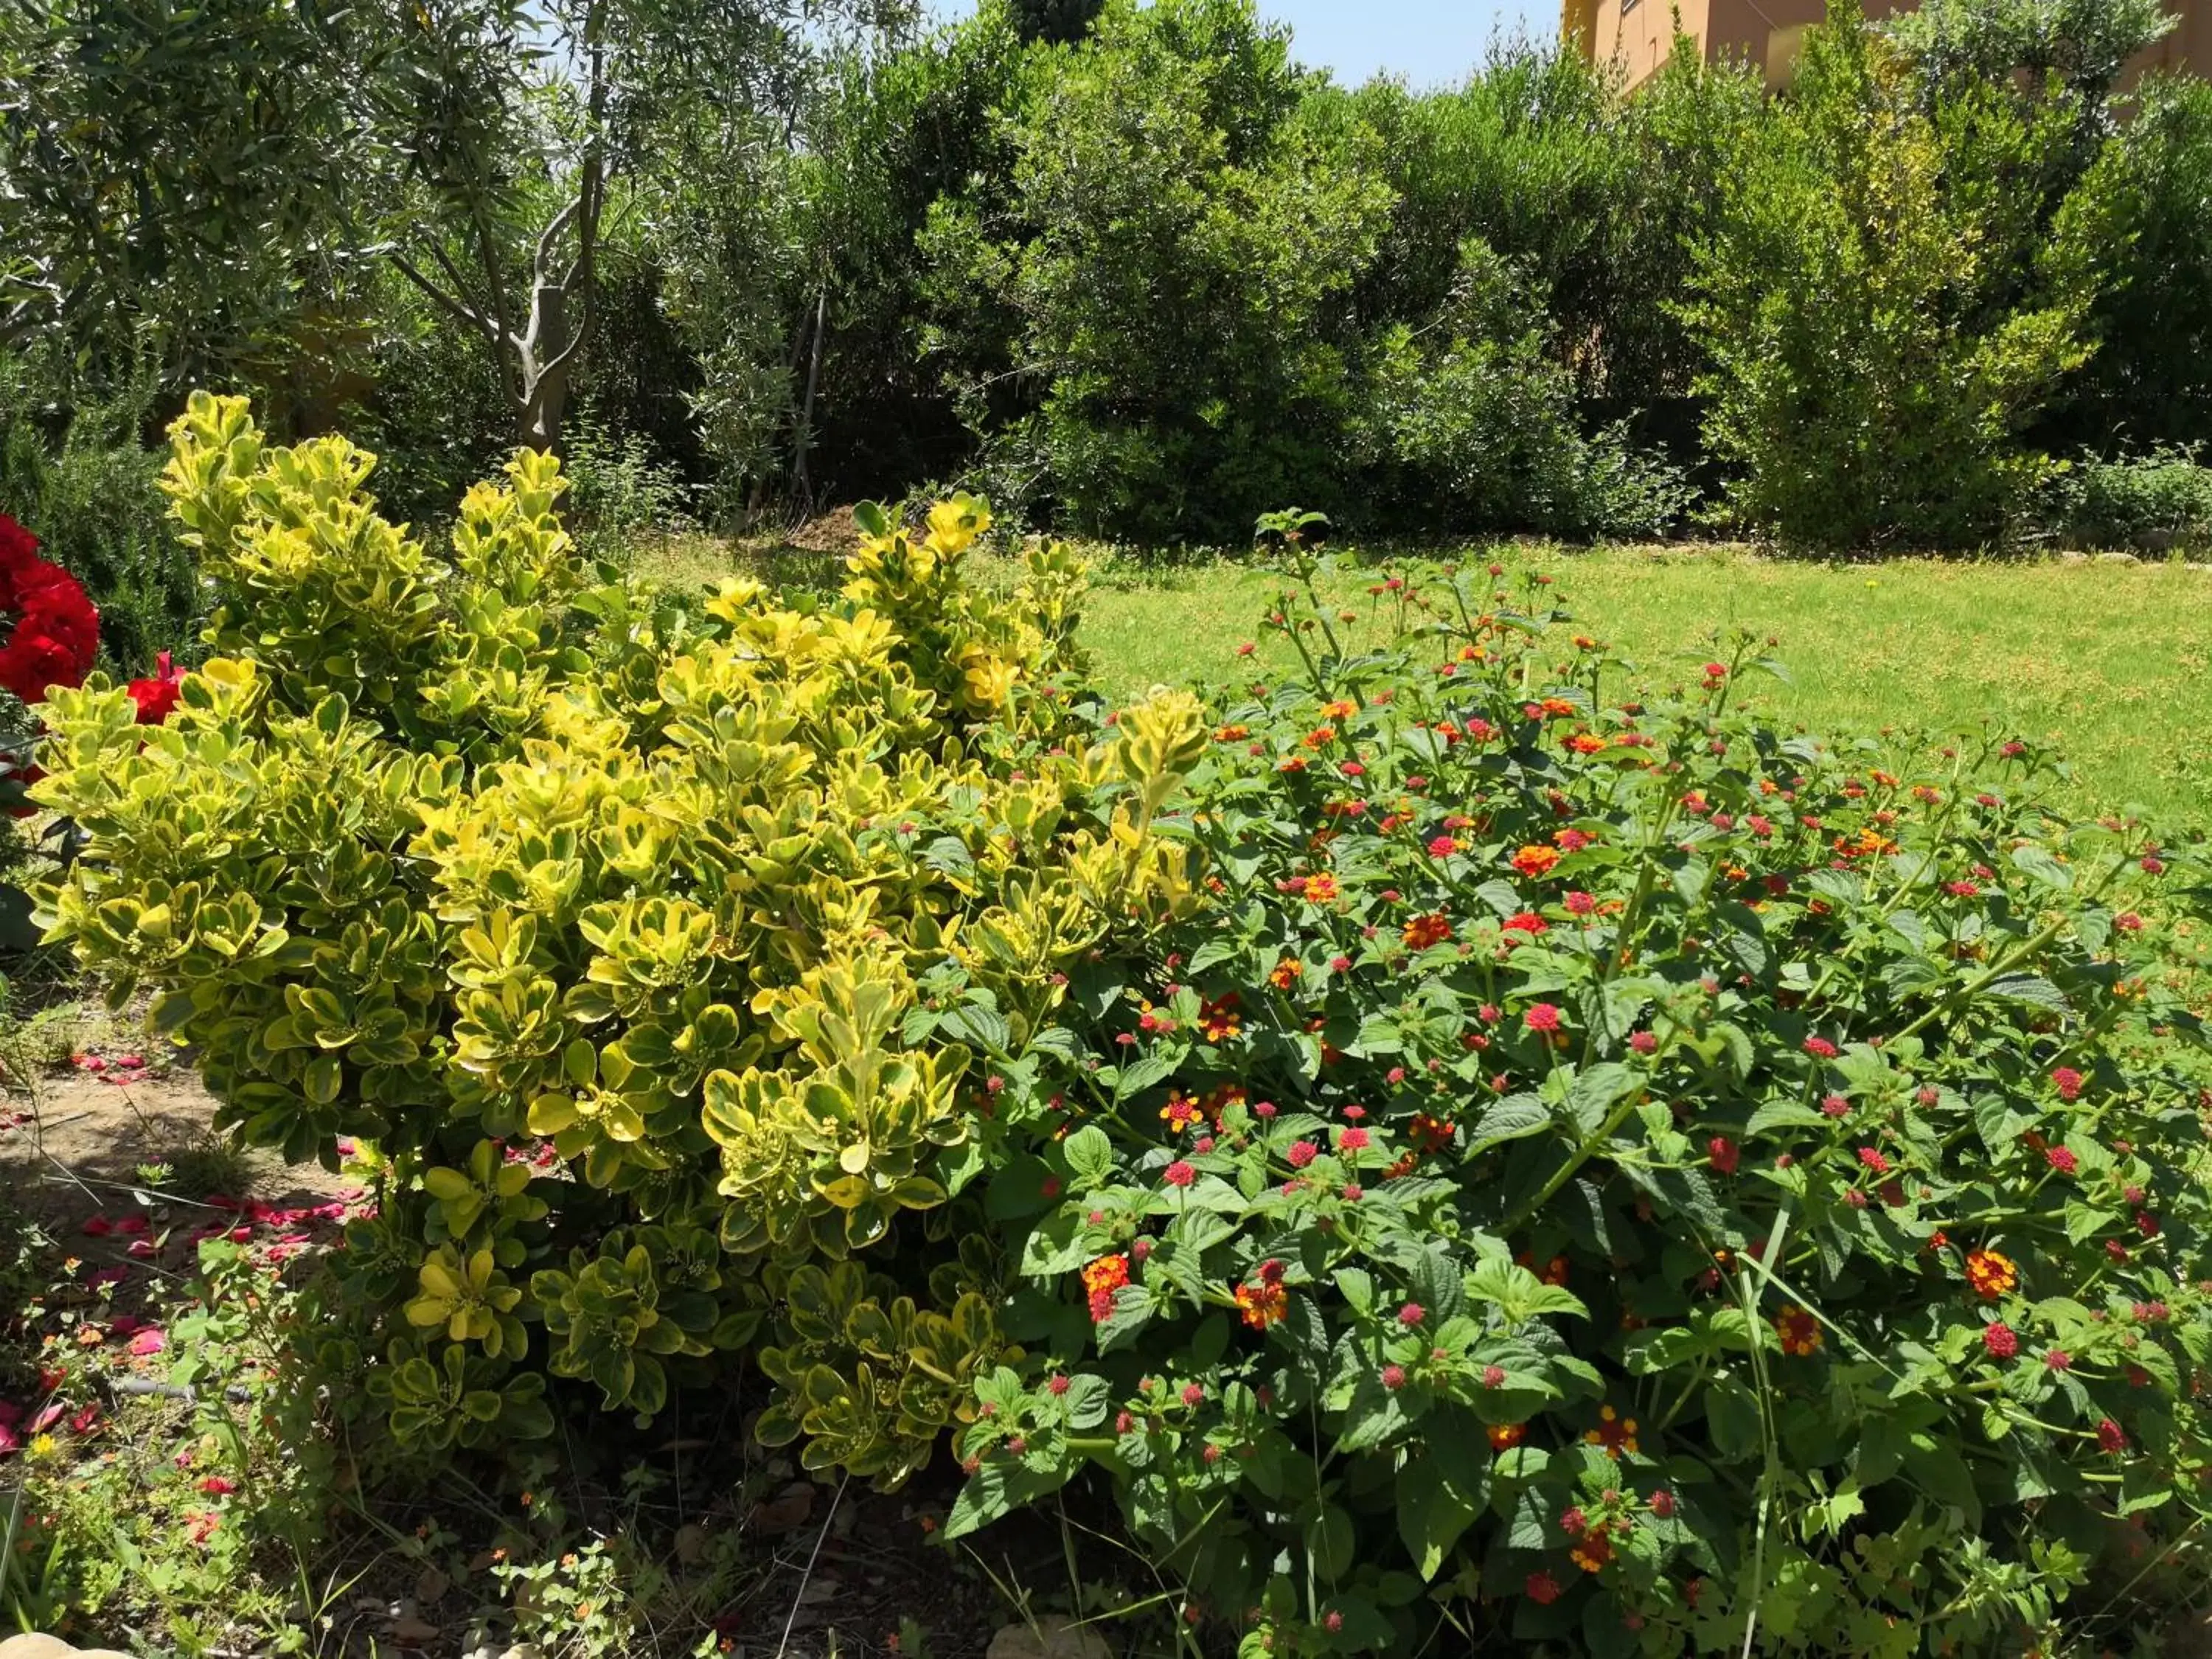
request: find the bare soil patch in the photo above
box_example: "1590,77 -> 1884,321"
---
2,1066 -> 352,1234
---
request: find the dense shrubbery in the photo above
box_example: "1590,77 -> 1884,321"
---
34,410 -> 2212,1652
2048,447 -> 2212,552
13,0 -> 2212,552
1683,4 -> 2104,550
919,10 -> 1714,543
1363,240 -> 1691,540
2056,78 -> 2212,459
35,393 -> 1189,1469
920,0 -> 1394,543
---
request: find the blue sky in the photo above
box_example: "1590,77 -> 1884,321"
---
925,0 -> 1555,86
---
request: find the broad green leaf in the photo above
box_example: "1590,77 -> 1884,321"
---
1397,1456 -> 1478,1581
1467,1093 -> 1550,1155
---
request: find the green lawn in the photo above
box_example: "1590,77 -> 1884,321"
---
1079,545 -> 2212,822
649,532 -> 2211,822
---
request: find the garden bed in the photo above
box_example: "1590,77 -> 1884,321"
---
6,414 -> 2212,1657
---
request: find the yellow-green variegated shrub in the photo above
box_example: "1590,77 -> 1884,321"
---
34,394 -> 1202,1477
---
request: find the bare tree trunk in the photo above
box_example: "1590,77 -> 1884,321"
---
516,280 -> 572,451
388,0 -> 607,459
790,288 -> 827,509
391,206 -> 590,457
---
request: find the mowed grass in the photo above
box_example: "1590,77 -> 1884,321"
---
640,533 -> 2211,823
1080,545 -> 2212,823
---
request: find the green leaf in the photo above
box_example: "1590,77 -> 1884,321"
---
1466,1258 -> 1587,1324
1565,1062 -> 1638,1135
1473,879 -> 1523,919
2011,845 -> 2072,891
1061,1372 -> 1111,1430
1804,869 -> 1863,908
1019,1215 -> 1088,1284
952,1002 -> 1011,1054
1671,856 -> 1711,906
1304,1502 -> 1356,1579
1854,1413 -> 1907,1488
1409,1247 -> 1468,1322
1272,1284 -> 1332,1372
1705,1371 -> 1764,1461
1904,1435 -> 1979,1523
1503,1480 -> 1551,1548
1062,1124 -> 1113,1189
1337,1267 -> 1374,1317
1983,973 -> 2070,1012
1095,1284 -> 1156,1354
1186,938 -> 1240,975
302,1054 -> 343,1106
945,1458 -> 1065,1540
2073,907 -> 2112,952
1397,1456 -> 1478,1581
1466,1093 -> 1550,1155
1812,1481 -> 1865,1538
1745,1101 -> 1829,1136
563,1036 -> 597,1088
1113,1051 -> 1177,1101
1351,1013 -> 1402,1056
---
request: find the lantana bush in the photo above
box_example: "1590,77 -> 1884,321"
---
946,524 -> 2212,1657
32,407 -> 2212,1657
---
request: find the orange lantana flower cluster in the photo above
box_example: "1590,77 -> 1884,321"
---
1082,1254 -> 1130,1323
1965,1248 -> 2020,1300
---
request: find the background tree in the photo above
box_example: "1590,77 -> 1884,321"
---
1011,0 -> 1106,44
644,4 -> 1025,515
2048,76 -> 2212,453
360,0 -> 908,453
1888,0 -> 2176,112
922,0 -> 1393,541
0,0 -> 363,404
1341,42 -> 1759,471
1683,0 -> 2102,548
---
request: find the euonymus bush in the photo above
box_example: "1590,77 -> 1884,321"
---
35,392 -> 1199,1477
34,404 -> 2212,1656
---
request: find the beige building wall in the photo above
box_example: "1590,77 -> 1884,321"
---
1564,0 -> 2210,92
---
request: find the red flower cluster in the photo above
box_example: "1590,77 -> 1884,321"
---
1081,1254 -> 1130,1322
128,650 -> 184,725
0,513 -> 97,705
